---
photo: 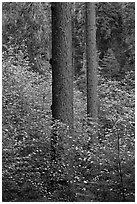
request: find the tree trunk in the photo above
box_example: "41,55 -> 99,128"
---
51,2 -> 76,200
51,2 -> 73,130
86,2 -> 98,141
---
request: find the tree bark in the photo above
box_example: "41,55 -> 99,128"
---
51,2 -> 73,130
86,2 -> 98,141
51,3 -> 75,200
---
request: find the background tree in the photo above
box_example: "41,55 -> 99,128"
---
72,2 -> 135,83
72,3 -> 86,78
96,2 -> 135,75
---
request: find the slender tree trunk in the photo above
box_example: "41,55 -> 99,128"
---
51,3 -> 76,200
86,2 -> 98,141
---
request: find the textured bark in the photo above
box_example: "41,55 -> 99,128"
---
51,2 -> 73,130
86,2 -> 98,120
51,3 -> 75,199
86,3 -> 98,143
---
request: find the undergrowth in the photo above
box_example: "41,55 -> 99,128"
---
2,50 -> 135,201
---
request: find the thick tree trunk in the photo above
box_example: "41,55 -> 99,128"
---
51,2 -> 73,130
51,3 -> 76,200
86,3 -> 98,141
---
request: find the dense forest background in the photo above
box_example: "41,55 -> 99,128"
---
2,2 -> 135,202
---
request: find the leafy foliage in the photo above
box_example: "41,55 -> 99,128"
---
2,2 -> 135,202
2,48 -> 52,201
2,47 -> 134,201
96,2 -> 135,69
72,70 -> 135,202
2,2 -> 51,73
